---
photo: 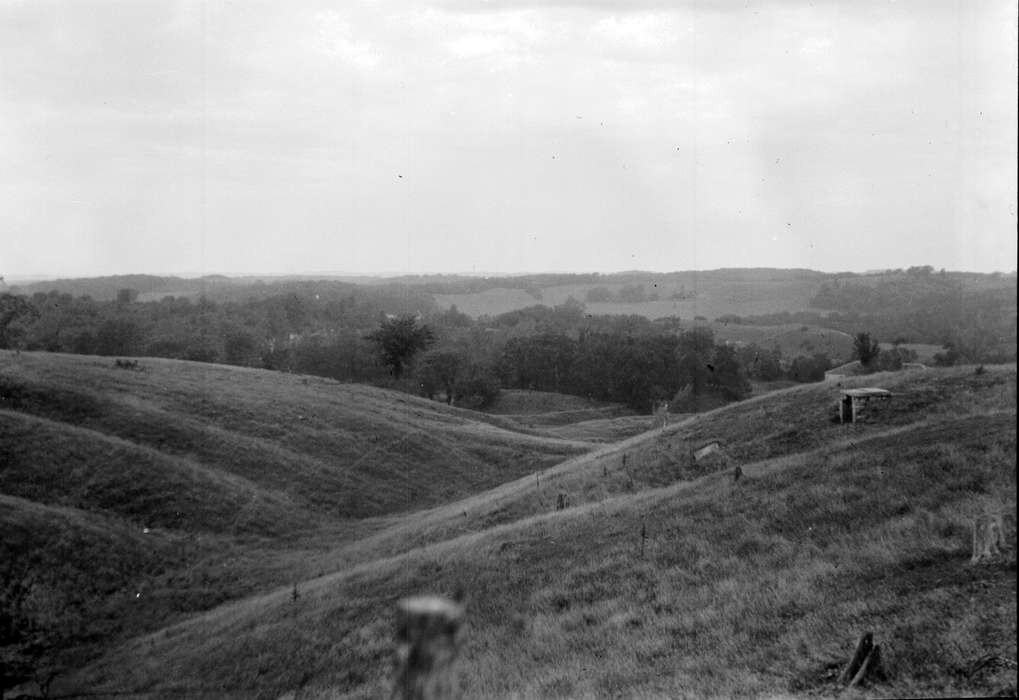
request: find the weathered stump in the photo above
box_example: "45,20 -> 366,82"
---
393,595 -> 464,700
838,632 -> 884,688
971,512 -> 1005,564
849,643 -> 882,689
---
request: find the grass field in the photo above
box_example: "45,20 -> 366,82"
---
3,353 -> 1015,699
485,389 -> 623,416
434,272 -> 825,321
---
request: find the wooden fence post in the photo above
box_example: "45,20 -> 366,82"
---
393,595 -> 465,700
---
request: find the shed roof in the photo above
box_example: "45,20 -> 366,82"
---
842,388 -> 891,398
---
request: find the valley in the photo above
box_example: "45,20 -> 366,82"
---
2,352 -> 1015,698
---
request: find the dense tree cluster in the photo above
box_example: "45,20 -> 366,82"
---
0,285 -> 431,382
718,271 -> 1016,365
9,268 -> 1007,413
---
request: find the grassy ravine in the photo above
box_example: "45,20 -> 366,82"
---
3,353 -> 1015,698
0,352 -> 592,691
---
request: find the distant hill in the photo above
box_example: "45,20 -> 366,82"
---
10,274 -> 237,301
433,268 -> 829,319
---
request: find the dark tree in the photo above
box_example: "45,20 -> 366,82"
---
852,332 -> 881,368
222,330 -> 257,365
95,318 -> 141,356
366,315 -> 435,378
0,294 -> 37,348
417,348 -> 466,403
709,344 -> 751,400
788,353 -> 832,382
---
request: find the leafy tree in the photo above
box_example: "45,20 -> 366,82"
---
436,304 -> 472,328
933,343 -> 961,367
852,332 -> 881,369
0,294 -> 37,349
499,333 -> 577,392
674,326 -> 716,403
788,353 -> 832,382
735,343 -> 783,381
223,329 -> 260,366
417,348 -> 466,403
95,318 -> 142,356
709,345 -> 751,400
453,366 -> 501,409
366,315 -> 435,378
876,345 -> 918,372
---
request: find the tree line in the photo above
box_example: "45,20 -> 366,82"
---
4,281 -> 982,414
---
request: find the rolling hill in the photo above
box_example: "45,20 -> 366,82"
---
0,353 -> 590,524
6,355 -> 1011,699
0,351 -> 595,692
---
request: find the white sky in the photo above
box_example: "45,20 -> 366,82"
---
1,0 -> 1016,278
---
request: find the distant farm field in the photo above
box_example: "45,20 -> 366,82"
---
435,275 -> 824,320
713,322 -> 856,360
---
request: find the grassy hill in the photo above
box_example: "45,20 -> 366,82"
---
0,352 -> 594,691
33,363 -> 1015,699
485,389 -> 623,416
0,353 -> 589,523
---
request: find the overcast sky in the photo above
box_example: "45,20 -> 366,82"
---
1,0 -> 1016,279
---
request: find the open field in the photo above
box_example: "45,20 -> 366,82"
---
712,322 -> 856,361
3,352 -> 1013,698
879,342 -> 945,363
436,286 -> 823,321
434,270 -> 828,321
484,389 -> 625,416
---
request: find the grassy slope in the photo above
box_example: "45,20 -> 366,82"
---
61,365 -> 1017,699
711,323 -> 855,361
0,352 -> 595,687
0,353 -> 590,522
485,389 -> 623,415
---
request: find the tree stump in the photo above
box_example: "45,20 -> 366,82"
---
971,512 -> 1005,564
393,595 -> 464,700
556,493 -> 569,511
837,632 -> 884,688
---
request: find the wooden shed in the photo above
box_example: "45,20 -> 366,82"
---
839,388 -> 891,424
